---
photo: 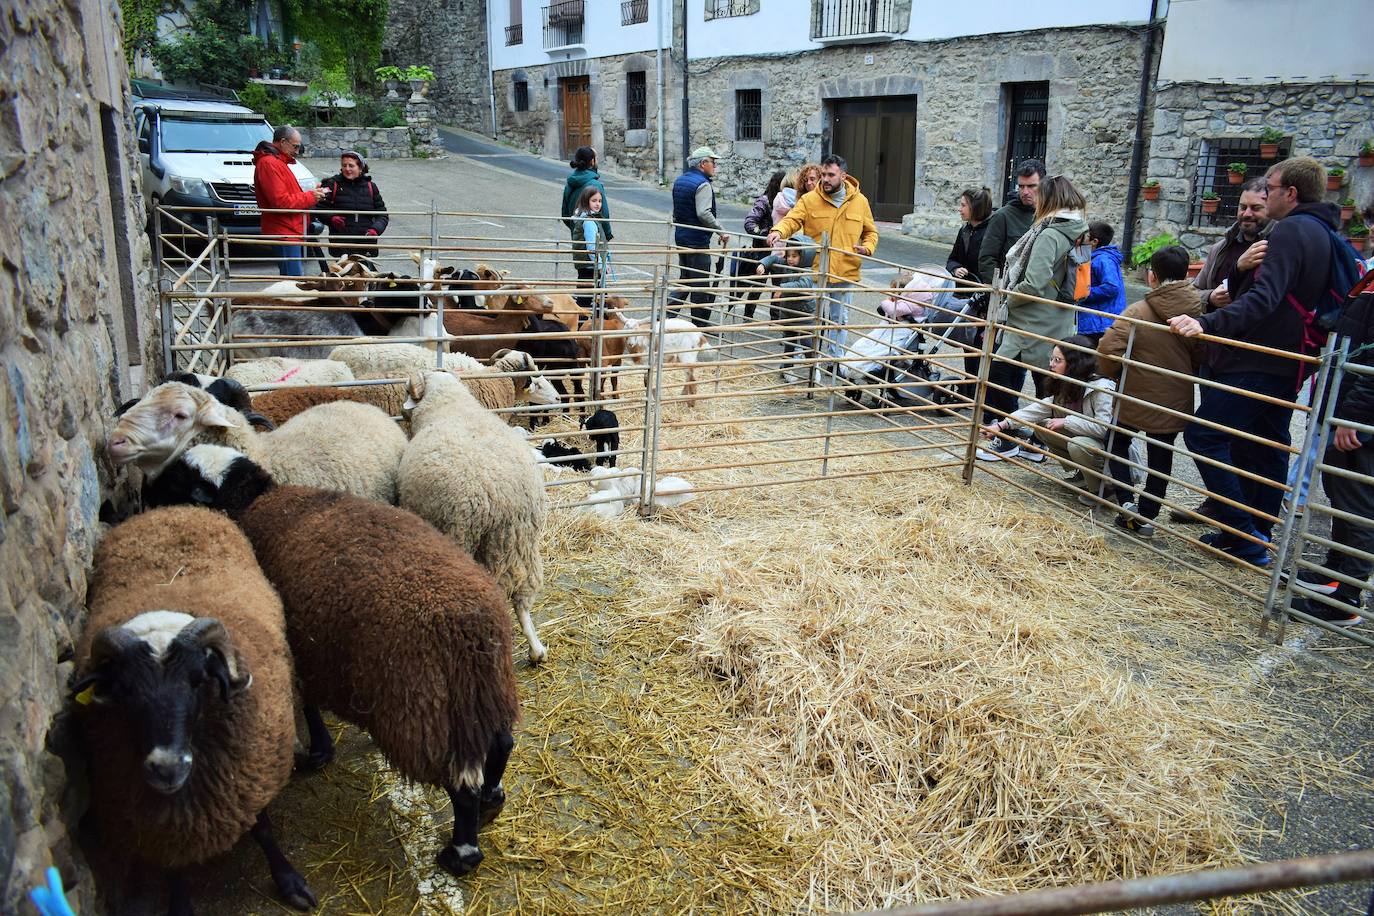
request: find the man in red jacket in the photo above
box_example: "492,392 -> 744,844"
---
253,126 -> 327,276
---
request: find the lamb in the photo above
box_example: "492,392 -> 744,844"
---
328,341 -> 483,379
225,357 -> 356,388
582,408 -> 620,468
109,381 -> 406,504
619,313 -> 707,407
146,445 -> 520,878
579,466 -> 695,517
538,438 -> 592,472
74,505 -> 314,914
399,370 -> 549,663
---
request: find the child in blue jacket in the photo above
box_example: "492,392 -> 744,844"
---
1078,221 -> 1127,341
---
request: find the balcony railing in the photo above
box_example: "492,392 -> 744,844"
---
811,0 -> 899,41
707,0 -> 753,17
621,0 -> 648,26
505,22 -> 523,45
543,0 -> 585,49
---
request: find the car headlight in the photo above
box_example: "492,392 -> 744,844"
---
298,176 -> 319,190
168,175 -> 210,197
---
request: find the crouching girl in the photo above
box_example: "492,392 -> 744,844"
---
979,333 -> 1130,506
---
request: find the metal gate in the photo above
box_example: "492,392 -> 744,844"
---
560,75 -> 591,159
830,96 -> 916,223
1002,81 -> 1048,198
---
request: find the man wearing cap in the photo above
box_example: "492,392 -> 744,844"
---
767,154 -> 878,365
252,124 -> 328,276
320,150 -> 389,260
670,146 -> 730,327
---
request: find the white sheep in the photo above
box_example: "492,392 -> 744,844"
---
226,357 -> 356,389
399,371 -> 549,662
328,341 -> 483,379
109,382 -> 406,504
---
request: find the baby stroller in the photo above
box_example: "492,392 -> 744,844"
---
840,265 -> 957,403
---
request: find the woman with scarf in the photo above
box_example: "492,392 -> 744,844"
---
979,175 -> 1089,461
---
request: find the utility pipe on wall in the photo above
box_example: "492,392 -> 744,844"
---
1121,0 -> 1161,256
680,0 -> 689,172
485,0 -> 497,136
657,0 -> 666,182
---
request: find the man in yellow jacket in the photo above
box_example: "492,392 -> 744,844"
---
767,154 -> 878,364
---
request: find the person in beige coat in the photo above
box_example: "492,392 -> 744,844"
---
1097,245 -> 1202,537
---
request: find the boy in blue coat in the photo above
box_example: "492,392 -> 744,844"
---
1078,221 -> 1127,341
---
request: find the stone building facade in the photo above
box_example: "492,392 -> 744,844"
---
1,0 -> 156,909
688,25 -> 1150,242
383,0 -> 491,130
1137,81 -> 1374,254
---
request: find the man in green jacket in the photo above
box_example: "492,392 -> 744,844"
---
977,159 -> 1044,288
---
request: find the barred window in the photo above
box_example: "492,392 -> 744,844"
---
626,72 -> 647,131
513,80 -> 529,113
735,89 -> 762,142
1191,137 -> 1291,227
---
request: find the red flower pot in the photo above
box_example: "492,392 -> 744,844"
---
1142,185 -> 1160,201
1201,198 -> 1220,214
1260,142 -> 1279,159
1186,261 -> 1204,279
1327,175 -> 1344,191
1341,205 -> 1355,222
1228,170 -> 1245,185
1359,153 -> 1374,167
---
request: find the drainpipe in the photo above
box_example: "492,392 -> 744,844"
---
657,0 -> 666,182
485,1 -> 497,136
680,0 -> 689,172
1121,0 -> 1161,256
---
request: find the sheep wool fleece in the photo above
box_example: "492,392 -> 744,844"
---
76,506 -> 295,868
237,486 -> 520,785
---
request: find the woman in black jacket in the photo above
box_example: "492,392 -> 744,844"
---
321,151 -> 389,260
945,187 -> 992,294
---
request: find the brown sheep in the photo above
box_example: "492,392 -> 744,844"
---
251,382 -> 410,428
74,505 -> 313,912
442,296 -> 554,361
146,445 -> 521,878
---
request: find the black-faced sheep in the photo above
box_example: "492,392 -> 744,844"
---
146,445 -> 520,877
582,408 -> 620,468
538,438 -> 592,472
74,505 -> 313,914
108,381 -> 406,503
400,371 -> 548,662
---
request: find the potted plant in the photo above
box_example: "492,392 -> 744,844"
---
1226,162 -> 1247,185
405,64 -> 435,101
1142,179 -> 1160,201
1201,190 -> 1220,214
1327,166 -> 1345,191
1348,222 -> 1369,255
1128,231 -> 1178,280
376,65 -> 404,100
1259,127 -> 1284,159
1341,198 -> 1356,223
1361,141 -> 1374,168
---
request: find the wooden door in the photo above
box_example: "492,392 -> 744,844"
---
561,76 -> 591,158
831,95 -> 916,223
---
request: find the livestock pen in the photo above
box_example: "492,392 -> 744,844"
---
145,203 -> 1374,915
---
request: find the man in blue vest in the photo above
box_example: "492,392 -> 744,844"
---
670,146 -> 730,327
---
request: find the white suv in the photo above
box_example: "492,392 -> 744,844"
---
134,95 -> 319,241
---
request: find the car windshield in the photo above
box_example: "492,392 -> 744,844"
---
160,117 -> 272,153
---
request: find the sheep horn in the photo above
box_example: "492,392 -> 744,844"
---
179,618 -> 249,698
492,348 -> 512,362
87,625 -> 141,670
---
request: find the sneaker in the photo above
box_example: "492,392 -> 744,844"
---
1077,491 -> 1100,507
1063,470 -> 1086,485
976,439 -> 1021,462
1288,593 -> 1363,627
1170,498 -> 1222,525
1020,436 -> 1047,463
1115,514 -> 1157,538
1281,567 -> 1341,595
1221,533 -> 1273,569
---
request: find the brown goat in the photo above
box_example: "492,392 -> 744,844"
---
442,297 -> 554,361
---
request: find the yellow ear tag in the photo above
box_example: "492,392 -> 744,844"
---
515,296 -> 525,305
75,685 -> 96,706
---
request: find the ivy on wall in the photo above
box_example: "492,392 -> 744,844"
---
120,0 -> 172,64
281,0 -> 388,88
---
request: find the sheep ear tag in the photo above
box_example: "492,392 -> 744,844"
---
74,685 -> 97,706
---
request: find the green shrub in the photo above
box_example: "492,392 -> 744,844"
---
1129,232 -> 1179,269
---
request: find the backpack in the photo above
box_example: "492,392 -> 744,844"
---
1059,233 -> 1093,302
1287,212 -> 1365,346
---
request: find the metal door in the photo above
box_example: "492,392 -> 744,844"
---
560,76 -> 591,158
831,96 -> 916,223
1002,82 -> 1048,198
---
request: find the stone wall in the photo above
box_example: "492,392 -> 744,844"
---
686,26 -> 1149,242
301,96 -> 444,160
1136,81 -> 1374,252
383,0 -> 489,129
1,0 -> 156,908
493,52 -> 679,184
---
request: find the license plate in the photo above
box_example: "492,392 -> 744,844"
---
233,204 -> 261,217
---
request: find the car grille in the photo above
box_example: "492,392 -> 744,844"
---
211,182 -> 256,203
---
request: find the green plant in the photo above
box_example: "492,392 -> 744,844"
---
375,65 -> 403,82
281,0 -> 388,89
120,0 -> 169,64
1226,162 -> 1247,174
151,0 -> 267,88
1343,197 -> 1356,207
404,65 -> 435,82
1362,140 -> 1374,156
1329,165 -> 1345,177
1349,222 -> 1369,239
1202,191 -> 1220,200
1260,127 -> 1285,143
1129,232 -> 1178,269
377,106 -> 406,128
1143,178 -> 1159,188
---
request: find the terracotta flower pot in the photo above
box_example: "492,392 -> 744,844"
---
1227,170 -> 1245,185
1349,236 -> 1369,256
1201,197 -> 1220,214
1260,142 -> 1279,159
1142,184 -> 1160,201
1186,261 -> 1204,279
1360,153 -> 1374,167
1341,205 -> 1355,222
1327,174 -> 1344,191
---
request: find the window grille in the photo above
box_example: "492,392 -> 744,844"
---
1190,138 -> 1291,228
621,0 -> 648,25
707,0 -> 753,18
505,23 -> 523,44
810,0 -> 897,39
735,89 -> 762,142
627,72 -> 647,130
513,80 -> 529,113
